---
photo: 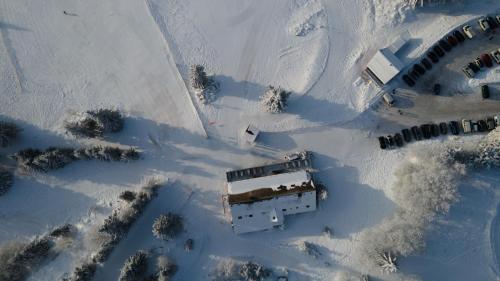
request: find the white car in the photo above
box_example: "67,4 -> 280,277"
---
382,92 -> 395,107
462,65 -> 475,78
491,48 -> 500,64
479,18 -> 490,32
496,15 -> 500,24
495,115 -> 500,126
462,119 -> 472,134
463,25 -> 475,39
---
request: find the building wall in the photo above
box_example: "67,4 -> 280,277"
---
230,191 -> 316,234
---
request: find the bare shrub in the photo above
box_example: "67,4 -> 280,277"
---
0,167 -> 14,196
260,86 -> 291,113
156,256 -> 178,281
119,190 -> 136,202
0,121 -> 21,147
152,213 -> 184,241
50,224 -> 76,238
69,262 -> 97,281
119,251 -> 148,281
298,241 -> 321,258
89,109 -> 124,133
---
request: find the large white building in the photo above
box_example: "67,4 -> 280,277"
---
365,36 -> 408,85
224,154 -> 316,234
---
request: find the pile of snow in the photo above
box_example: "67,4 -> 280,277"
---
288,0 -> 326,37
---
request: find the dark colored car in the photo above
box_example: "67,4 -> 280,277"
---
486,117 -> 496,130
403,74 -> 415,87
486,16 -> 498,29
420,124 -> 431,139
475,57 -> 484,68
478,120 -> 487,132
427,51 -> 439,63
481,53 -> 493,67
411,126 -> 423,141
481,84 -> 490,99
431,124 -> 440,137
433,84 -> 441,95
449,121 -> 460,135
433,45 -> 445,57
453,30 -> 466,42
439,122 -> 448,135
413,64 -> 426,75
469,62 -> 480,72
394,133 -> 404,147
387,135 -> 395,147
439,40 -> 452,52
446,35 -> 458,47
402,128 -> 412,142
378,136 -> 388,149
421,58 -> 432,70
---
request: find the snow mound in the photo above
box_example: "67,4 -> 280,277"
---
288,0 -> 326,37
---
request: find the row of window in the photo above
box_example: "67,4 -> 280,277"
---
236,204 -> 311,220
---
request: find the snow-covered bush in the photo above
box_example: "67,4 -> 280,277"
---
316,182 -> 328,201
152,213 -> 184,241
50,224 -> 76,238
69,262 -> 97,281
119,251 -> 148,281
213,259 -> 271,281
0,121 -> 21,147
0,167 -> 13,196
0,237 -> 54,281
155,256 -> 178,281
190,65 -> 219,104
298,241 -> 321,258
322,226 -> 333,238
260,86 -> 291,113
65,109 -> 124,138
333,271 -> 368,281
119,190 -> 136,202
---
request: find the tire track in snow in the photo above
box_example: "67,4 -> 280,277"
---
0,21 -> 26,94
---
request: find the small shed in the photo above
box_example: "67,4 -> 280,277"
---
366,48 -> 405,85
242,124 -> 260,143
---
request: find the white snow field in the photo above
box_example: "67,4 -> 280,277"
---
0,0 -> 500,281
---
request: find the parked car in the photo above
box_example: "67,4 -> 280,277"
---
462,65 -> 476,78
402,129 -> 412,142
462,119 -> 472,134
453,30 -> 466,42
431,124 -> 440,137
439,122 -> 448,135
413,64 -> 426,75
472,121 -> 479,132
462,25 -> 475,39
446,35 -> 458,47
476,120 -> 486,132
496,15 -> 500,24
479,18 -> 491,32
449,121 -> 460,135
486,117 -> 496,130
421,58 -> 432,70
433,84 -> 441,95
469,62 -> 480,72
438,40 -> 452,52
427,51 -> 439,63
409,69 -> 420,80
481,53 -> 493,67
486,16 -> 498,29
433,45 -> 445,57
387,135 -> 395,147
481,84 -> 490,99
383,92 -> 395,106
378,136 -> 388,149
491,48 -> 500,64
475,57 -> 484,68
411,126 -> 423,141
394,133 -> 404,147
402,74 -> 415,87
420,124 -> 431,139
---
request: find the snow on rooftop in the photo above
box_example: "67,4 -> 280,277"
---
366,48 -> 405,84
227,170 -> 310,195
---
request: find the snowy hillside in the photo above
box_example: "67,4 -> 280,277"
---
0,0 -> 500,281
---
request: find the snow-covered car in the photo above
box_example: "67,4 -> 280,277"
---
486,117 -> 496,130
462,25 -> 475,39
462,65 -> 475,78
462,119 -> 472,134
494,115 -> 500,127
478,18 -> 490,32
383,92 -> 395,106
491,48 -> 500,64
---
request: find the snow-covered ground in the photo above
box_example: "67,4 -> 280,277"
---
0,0 -> 500,280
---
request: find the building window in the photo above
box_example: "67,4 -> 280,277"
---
238,216 -> 242,219
272,216 -> 276,220
298,193 -> 302,198
249,214 -> 253,218
306,205 -> 310,208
